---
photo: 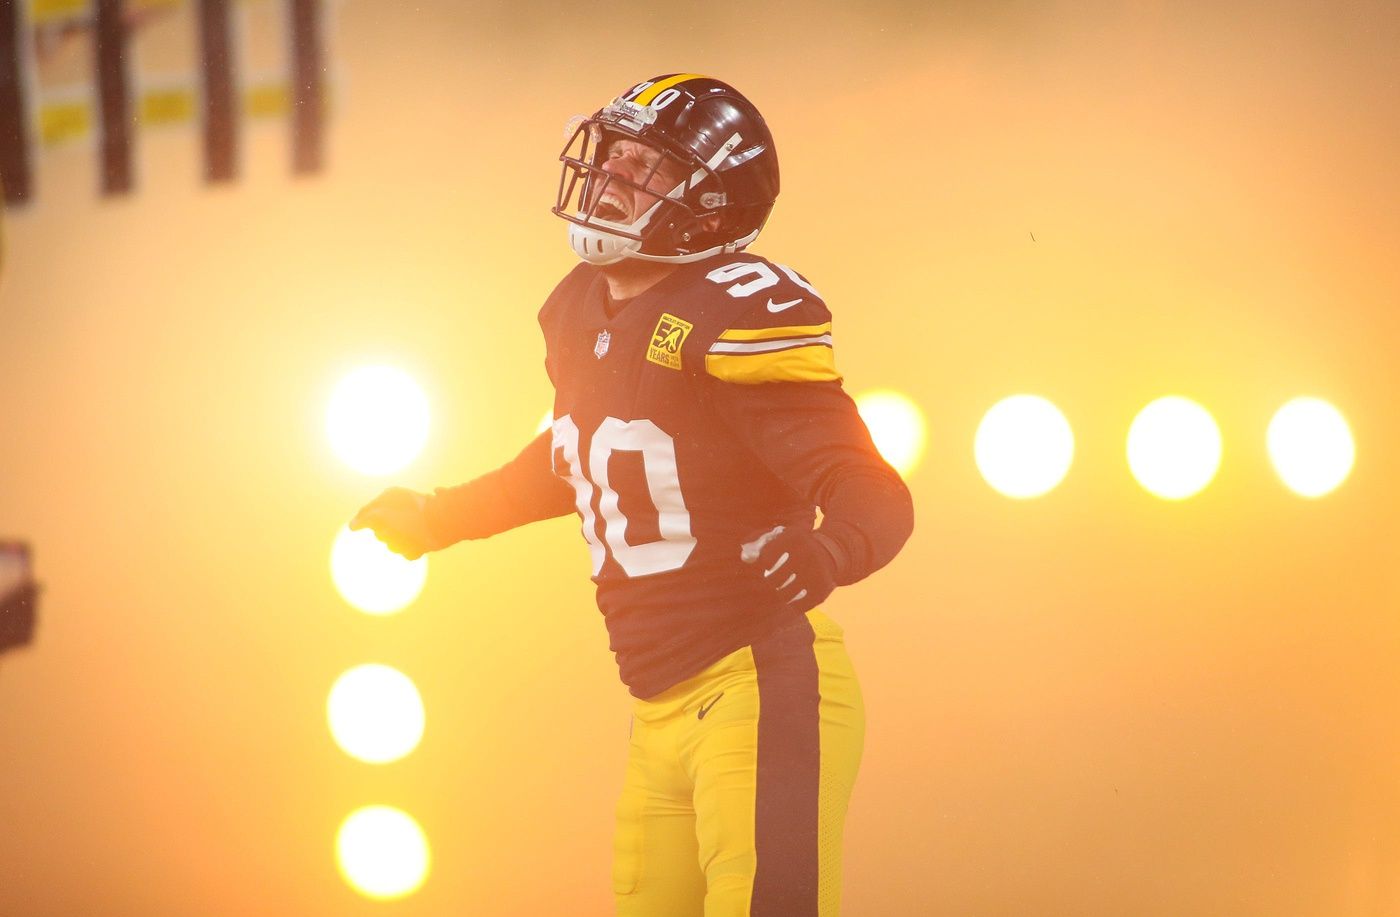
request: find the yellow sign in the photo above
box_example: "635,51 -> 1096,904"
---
647,313 -> 693,370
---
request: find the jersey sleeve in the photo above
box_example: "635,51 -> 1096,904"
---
425,431 -> 577,545
699,263 -> 841,386
701,273 -> 913,585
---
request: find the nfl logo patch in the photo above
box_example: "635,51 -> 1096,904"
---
594,330 -> 612,359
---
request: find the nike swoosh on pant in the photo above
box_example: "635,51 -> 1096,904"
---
697,692 -> 725,719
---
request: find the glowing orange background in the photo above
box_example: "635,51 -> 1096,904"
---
2,1 -> 1398,914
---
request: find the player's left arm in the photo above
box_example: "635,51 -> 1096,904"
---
702,281 -> 913,607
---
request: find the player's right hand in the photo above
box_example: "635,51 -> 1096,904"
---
348,487 -> 439,561
740,524 -> 838,613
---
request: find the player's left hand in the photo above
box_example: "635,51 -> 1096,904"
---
740,525 -> 838,612
349,487 -> 438,561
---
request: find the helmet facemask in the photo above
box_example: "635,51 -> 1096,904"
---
555,120 -> 733,265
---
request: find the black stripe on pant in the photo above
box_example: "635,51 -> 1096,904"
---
751,615 -> 821,916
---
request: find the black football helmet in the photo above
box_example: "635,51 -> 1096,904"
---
553,74 -> 780,265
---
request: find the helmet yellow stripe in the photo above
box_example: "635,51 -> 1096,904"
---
633,73 -> 708,106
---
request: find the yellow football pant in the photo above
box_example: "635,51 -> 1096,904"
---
613,609 -> 865,917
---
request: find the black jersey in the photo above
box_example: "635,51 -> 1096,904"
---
537,253 -> 899,698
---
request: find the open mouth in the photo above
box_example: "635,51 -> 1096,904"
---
594,194 -> 629,223
588,186 -> 632,221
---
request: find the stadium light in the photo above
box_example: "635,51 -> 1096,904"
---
336,806 -> 431,900
329,526 -> 427,615
1267,397 -> 1355,498
327,664 -> 425,765
326,365 -> 430,476
855,389 -> 928,478
1127,396 -> 1222,500
974,395 -> 1074,499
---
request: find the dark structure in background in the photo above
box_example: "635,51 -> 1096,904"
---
197,0 -> 236,183
0,0 -> 31,204
0,0 -> 326,206
0,541 -> 37,656
95,0 -> 132,195
289,0 -> 322,175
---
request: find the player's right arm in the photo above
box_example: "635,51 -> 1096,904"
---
349,429 -> 575,560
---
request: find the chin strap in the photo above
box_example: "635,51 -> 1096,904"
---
568,223 -> 637,264
568,224 -> 761,266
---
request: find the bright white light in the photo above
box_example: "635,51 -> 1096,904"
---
1268,397 -> 1354,498
855,389 -> 928,478
327,366 -> 430,475
330,526 -> 427,615
327,664 -> 425,765
336,806 -> 431,900
974,395 -> 1074,499
537,410 -> 553,435
1126,396 -> 1222,500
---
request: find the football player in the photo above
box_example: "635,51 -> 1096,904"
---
351,74 -> 914,916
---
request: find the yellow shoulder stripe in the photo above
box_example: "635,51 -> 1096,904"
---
718,322 -> 832,343
706,345 -> 841,385
634,74 -> 708,106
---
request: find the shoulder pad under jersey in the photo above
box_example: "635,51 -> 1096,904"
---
691,255 -> 839,385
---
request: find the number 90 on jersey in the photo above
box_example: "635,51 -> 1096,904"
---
551,415 -> 697,578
